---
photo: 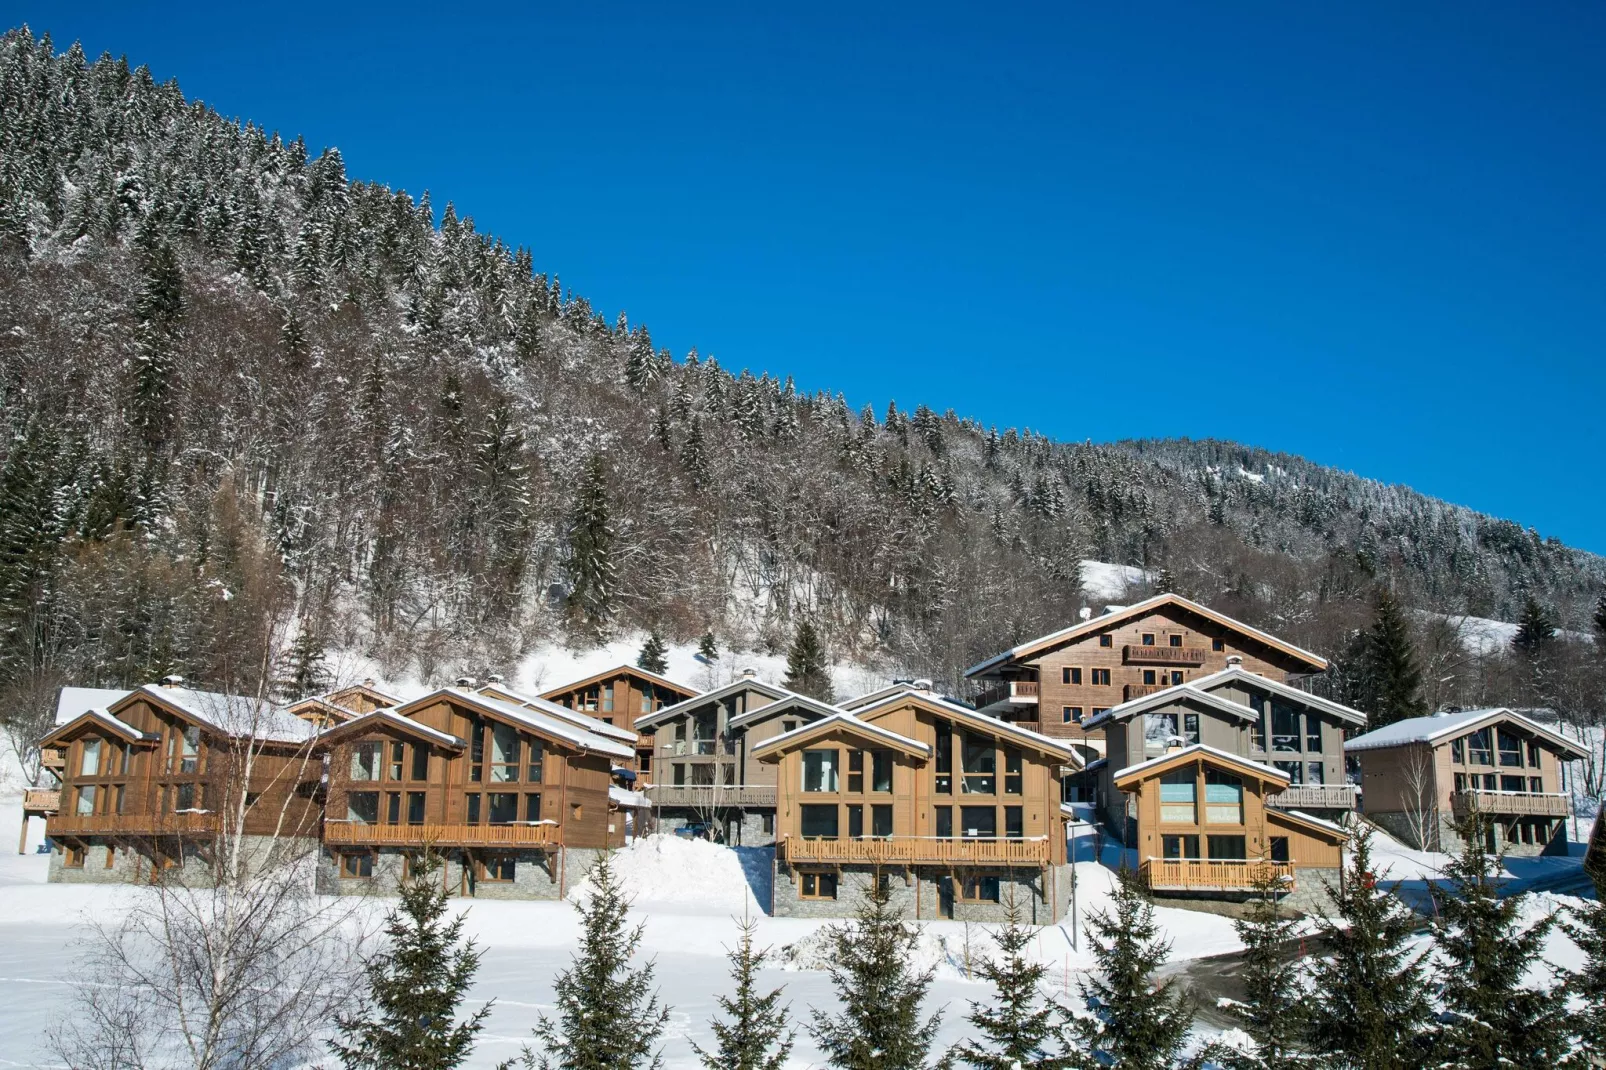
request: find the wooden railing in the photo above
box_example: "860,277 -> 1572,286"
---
1268,784 -> 1359,811
47,811 -> 220,838
40,746 -> 65,772
1451,790 -> 1570,818
780,835 -> 1050,867
972,680 -> 1040,710
1123,683 -> 1169,701
1123,645 -> 1208,667
22,788 -> 61,814
323,821 -> 561,848
644,784 -> 777,808
1141,858 -> 1295,892
658,740 -> 723,757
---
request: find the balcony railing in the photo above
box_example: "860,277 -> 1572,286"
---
22,788 -> 60,814
47,811 -> 220,838
1451,790 -> 1570,818
972,680 -> 1039,711
1123,683 -> 1169,701
1123,645 -> 1208,667
658,740 -> 722,757
1268,784 -> 1359,811
1140,857 -> 1295,892
644,784 -> 777,808
40,747 -> 65,771
324,821 -> 561,848
780,835 -> 1050,867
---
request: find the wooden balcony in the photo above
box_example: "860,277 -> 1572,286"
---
324,821 -> 561,848
780,835 -> 1050,867
1123,645 -> 1208,667
1140,858 -> 1295,892
40,746 -> 65,773
644,784 -> 777,808
1123,683 -> 1170,701
47,811 -> 220,838
973,680 -> 1039,711
1268,784 -> 1359,811
22,788 -> 60,814
1451,790 -> 1570,818
657,740 -> 725,757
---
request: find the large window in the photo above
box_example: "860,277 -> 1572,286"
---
801,872 -> 837,899
960,806 -> 997,839
1207,835 -> 1246,860
1451,738 -> 1465,763
1467,728 -> 1494,765
412,744 -> 430,781
1004,806 -> 1023,839
491,723 -> 521,782
847,750 -> 864,793
871,804 -> 893,838
76,784 -> 96,816
961,734 -> 995,794
961,875 -> 1000,903
1528,742 -> 1541,768
1269,837 -> 1290,863
1003,748 -> 1022,794
1159,772 -> 1196,824
872,751 -> 894,793
389,741 -> 406,780
487,793 -> 519,824
1183,714 -> 1200,747
1497,730 -> 1523,768
351,741 -> 381,781
800,804 -> 839,839
524,793 -> 542,822
1271,702 -> 1300,753
347,791 -> 378,824
1273,760 -> 1303,785
408,792 -> 427,823
847,805 -> 863,839
340,852 -> 372,878
1305,716 -> 1322,753
468,716 -> 485,782
80,738 -> 102,777
1145,714 -> 1180,757
1501,775 -> 1527,793
1162,834 -> 1200,859
526,737 -> 544,783
802,750 -> 839,792
935,806 -> 953,838
934,721 -> 953,794
1204,770 -> 1243,824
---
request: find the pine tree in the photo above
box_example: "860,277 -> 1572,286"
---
690,914 -> 794,1070
328,855 -> 497,1070
1070,870 -> 1192,1070
697,631 -> 719,664
1304,828 -> 1432,1070
1360,590 -> 1427,728
637,631 -> 669,675
277,625 -> 329,699
521,852 -> 670,1070
1427,814 -> 1569,1068
565,455 -> 616,638
952,896 -> 1076,1070
130,236 -> 184,455
807,874 -> 949,1070
783,618 -> 833,702
1511,596 -> 1555,660
1592,592 -> 1606,655
1216,872 -> 1310,1070
1561,893 -> 1606,1065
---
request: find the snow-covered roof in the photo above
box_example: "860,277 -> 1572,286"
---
315,708 -> 466,749
609,785 -> 651,808
55,687 -> 132,725
634,676 -> 792,730
1189,666 -> 1367,725
1113,743 -> 1291,785
1084,667 -> 1368,732
1270,809 -> 1351,840
750,712 -> 930,759
477,683 -> 638,743
1344,707 -> 1587,759
539,663 -> 699,703
120,684 -> 314,744
43,707 -> 155,746
321,681 -> 404,710
398,688 -> 637,761
726,691 -> 842,730
852,689 -> 1081,763
963,593 -> 1328,677
1083,685 -> 1262,731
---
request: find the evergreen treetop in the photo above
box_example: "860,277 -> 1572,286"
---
690,914 -> 795,1070
637,631 -> 669,675
697,630 -> 720,663
1561,894 -> 1606,1065
952,896 -> 1078,1070
1511,596 -> 1556,660
783,618 -> 833,702
565,455 -> 616,639
1361,589 -> 1427,728
1214,871 -> 1311,1070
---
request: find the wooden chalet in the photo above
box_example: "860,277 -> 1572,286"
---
285,679 -> 404,727
963,594 -> 1329,757
538,663 -> 699,733
755,688 -> 1079,922
1345,707 -> 1585,856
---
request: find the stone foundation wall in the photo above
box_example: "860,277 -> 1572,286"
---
651,809 -> 776,847
771,862 -> 1073,924
48,835 -> 312,887
317,845 -> 614,900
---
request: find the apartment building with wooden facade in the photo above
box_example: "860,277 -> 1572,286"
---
755,687 -> 1080,922
633,672 -> 836,844
1345,707 -> 1585,856
40,680 -> 323,884
539,664 -> 699,732
963,594 -> 1329,762
317,687 -> 638,898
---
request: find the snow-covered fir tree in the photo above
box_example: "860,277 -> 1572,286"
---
637,631 -> 669,675
951,897 -> 1078,1070
1213,871 -> 1311,1070
690,914 -> 795,1070
565,455 -> 616,639
1356,589 -> 1427,729
783,619 -> 833,702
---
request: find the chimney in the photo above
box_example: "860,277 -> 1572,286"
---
1078,607 -> 1093,622
455,676 -> 477,689
740,667 -> 759,679
1225,655 -> 1244,669
362,677 -> 377,687
486,673 -> 505,684
160,674 -> 184,688
912,678 -> 934,692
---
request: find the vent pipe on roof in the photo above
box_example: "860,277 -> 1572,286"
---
160,674 -> 184,688
1225,655 -> 1244,669
455,676 -> 477,689
362,677 -> 377,687
486,673 -> 505,684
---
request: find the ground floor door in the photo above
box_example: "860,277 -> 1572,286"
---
937,876 -> 955,919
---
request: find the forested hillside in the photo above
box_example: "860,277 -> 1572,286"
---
1,27 -> 1602,709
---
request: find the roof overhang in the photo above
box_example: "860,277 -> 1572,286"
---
315,708 -> 466,750
855,691 -> 1081,764
751,713 -> 929,762
727,692 -> 841,731
1114,744 -> 1290,790
1267,808 -> 1351,844
538,664 -> 699,704
1084,685 -> 1261,732
42,708 -> 156,747
636,677 -> 792,730
1345,707 -> 1589,760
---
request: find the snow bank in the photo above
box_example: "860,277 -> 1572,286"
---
569,835 -> 763,914
1079,560 -> 1152,602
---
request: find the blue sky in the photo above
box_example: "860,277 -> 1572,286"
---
12,2 -> 1606,551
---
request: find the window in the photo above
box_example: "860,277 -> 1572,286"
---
1501,775 -> 1526,793
174,782 -> 197,811
1271,702 -> 1300,753
1092,707 -> 1110,718
961,875 -> 1000,902
1454,772 -> 1467,792
602,684 -> 614,714
1305,762 -> 1325,785
1528,742 -> 1541,768
934,721 -> 953,794
1467,728 -> 1493,765
1159,772 -> 1196,823
465,793 -> 481,824
1162,834 -> 1200,859
390,741 -> 405,780
1205,770 -> 1244,824
63,844 -> 86,868
469,716 -> 485,782
1183,714 -> 1200,746
872,750 -> 894,792
803,750 -> 839,792
1530,777 -> 1543,793
76,784 -> 97,816
961,733 -> 996,794
1004,806 -> 1023,839
173,725 -> 200,774
1003,748 -> 1022,794
800,804 -> 839,839
1099,634 -> 1113,647
1212,638 -> 1225,652
80,738 -> 102,777
482,855 -> 516,882
1142,633 -> 1156,646
347,791 -> 378,823
1306,717 -> 1322,753
1169,634 -> 1184,647
408,792 -> 427,823
1481,773 -> 1497,790
1091,669 -> 1111,686
762,812 -> 774,835
1063,706 -> 1083,724
871,804 -> 893,838
782,720 -> 797,734
491,723 -> 521,782
117,743 -> 130,775
1207,835 -> 1246,860
1063,667 -> 1082,685
351,741 -> 381,781
412,744 -> 430,781
847,750 -> 864,793
488,793 -> 518,824
847,804 -> 864,838
1497,730 -> 1523,768
112,784 -> 125,814
340,852 -> 373,878
935,806 -> 953,838
1145,713 -> 1180,756
386,792 -> 401,824
1269,837 -> 1290,863
801,872 -> 837,899
1273,760 -> 1303,785
1143,669 -> 1157,685
1451,738 -> 1465,763
960,806 -> 997,838
673,763 -> 685,786
1169,671 -> 1184,684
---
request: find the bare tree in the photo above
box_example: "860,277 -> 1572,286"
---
1399,744 -> 1440,851
0,664 -> 65,786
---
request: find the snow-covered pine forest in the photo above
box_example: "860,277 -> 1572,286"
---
0,27 -> 1603,704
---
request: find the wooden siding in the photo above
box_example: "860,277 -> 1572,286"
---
541,668 -> 697,732
1356,712 -> 1572,822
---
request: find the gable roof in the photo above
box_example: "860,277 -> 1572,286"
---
1113,744 -> 1291,788
963,594 -> 1328,678
1267,808 -> 1351,843
111,685 -> 315,744
1083,685 -> 1263,732
538,663 -> 699,703
853,690 -> 1081,764
55,687 -> 132,725
1190,666 -> 1368,725
1084,667 -> 1368,733
286,696 -> 359,724
321,681 -> 404,711
42,707 -> 156,747
635,676 -> 793,730
476,683 -> 638,743
750,711 -> 930,760
393,688 -> 636,761
727,691 -> 843,731
315,707 -> 467,749
1344,707 -> 1588,759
